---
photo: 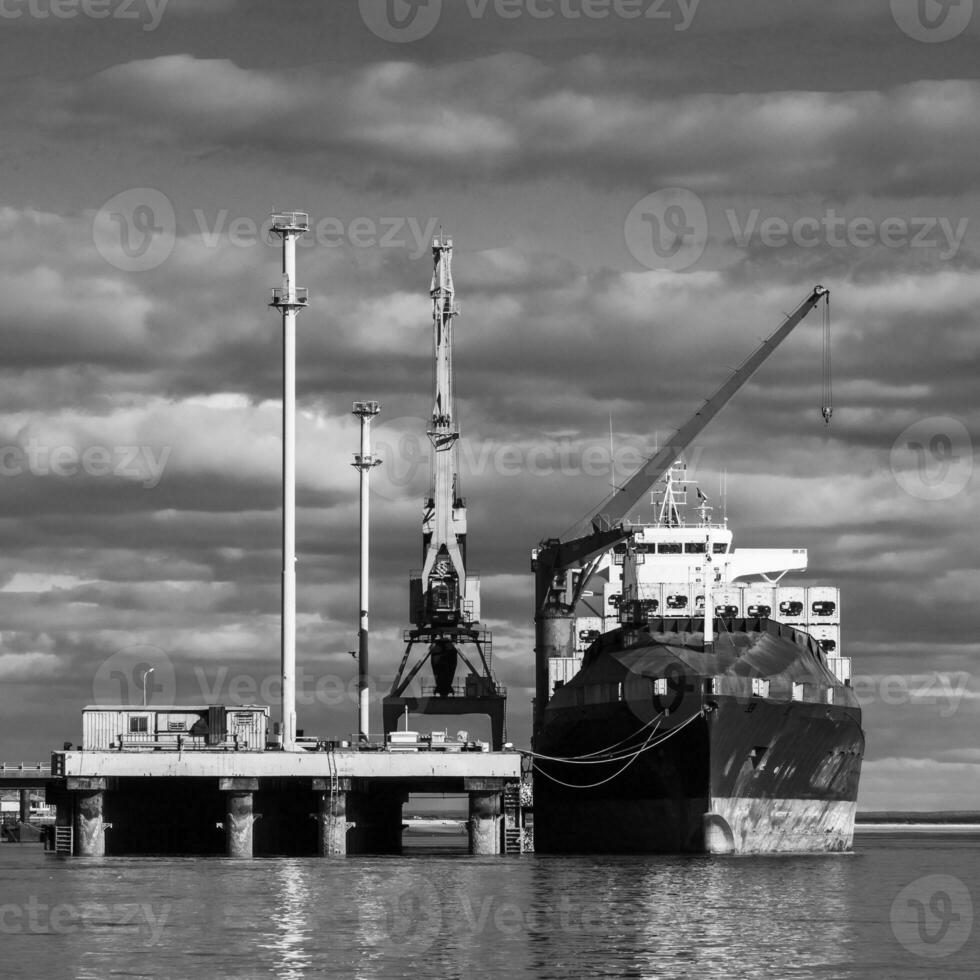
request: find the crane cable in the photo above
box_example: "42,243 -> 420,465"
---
821,293 -> 833,425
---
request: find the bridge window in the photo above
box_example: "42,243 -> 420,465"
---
684,542 -> 706,554
713,543 -> 728,554
653,678 -> 667,696
751,678 -> 770,698
658,542 -> 682,554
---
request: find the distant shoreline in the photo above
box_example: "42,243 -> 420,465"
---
856,811 -> 980,824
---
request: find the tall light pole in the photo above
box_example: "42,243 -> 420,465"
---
270,211 -> 310,751
141,667 -> 155,707
352,401 -> 382,739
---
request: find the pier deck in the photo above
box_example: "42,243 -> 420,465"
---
45,749 -> 524,859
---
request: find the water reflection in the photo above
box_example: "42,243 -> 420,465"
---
257,860 -> 314,980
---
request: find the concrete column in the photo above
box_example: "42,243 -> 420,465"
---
466,779 -> 503,855
313,777 -> 353,856
19,788 -> 30,824
68,777 -> 108,857
220,778 -> 260,858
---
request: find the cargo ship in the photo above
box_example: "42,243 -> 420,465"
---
529,286 -> 864,854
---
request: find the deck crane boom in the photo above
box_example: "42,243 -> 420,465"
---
531,285 -> 830,733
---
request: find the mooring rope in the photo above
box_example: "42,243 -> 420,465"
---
528,709 -> 705,790
521,709 -> 666,764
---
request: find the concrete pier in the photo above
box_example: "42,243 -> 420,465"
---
50,748 -> 521,857
221,778 -> 259,858
313,777 -> 350,856
19,788 -> 30,824
467,778 -> 504,855
69,777 -> 107,857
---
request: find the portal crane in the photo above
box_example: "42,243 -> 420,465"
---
531,285 -> 830,733
383,236 -> 506,748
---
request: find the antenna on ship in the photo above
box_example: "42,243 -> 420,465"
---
269,210 -> 311,752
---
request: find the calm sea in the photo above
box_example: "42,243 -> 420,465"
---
0,832 -> 977,980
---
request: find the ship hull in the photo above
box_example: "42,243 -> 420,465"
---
533,622 -> 864,854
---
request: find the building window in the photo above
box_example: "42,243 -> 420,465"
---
825,687 -> 834,705
751,678 -> 770,698
129,715 -> 149,734
792,683 -> 804,702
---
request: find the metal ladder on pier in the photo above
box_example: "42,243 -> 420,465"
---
54,826 -> 73,855
503,783 -> 523,854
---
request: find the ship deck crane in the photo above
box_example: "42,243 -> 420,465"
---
531,285 -> 831,734
383,236 -> 506,749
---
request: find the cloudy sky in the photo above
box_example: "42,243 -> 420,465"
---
0,0 -> 977,811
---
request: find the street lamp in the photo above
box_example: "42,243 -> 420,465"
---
141,667 -> 155,707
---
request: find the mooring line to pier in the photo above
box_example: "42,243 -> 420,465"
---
521,711 -> 667,765
528,710 -> 705,790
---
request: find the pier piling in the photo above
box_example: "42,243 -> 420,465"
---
466,778 -> 504,855
221,777 -> 259,858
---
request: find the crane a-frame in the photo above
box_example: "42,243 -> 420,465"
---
531,285 -> 831,734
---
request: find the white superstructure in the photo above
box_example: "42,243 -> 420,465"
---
567,462 -> 848,684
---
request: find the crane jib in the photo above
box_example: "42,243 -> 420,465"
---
591,285 -> 829,530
